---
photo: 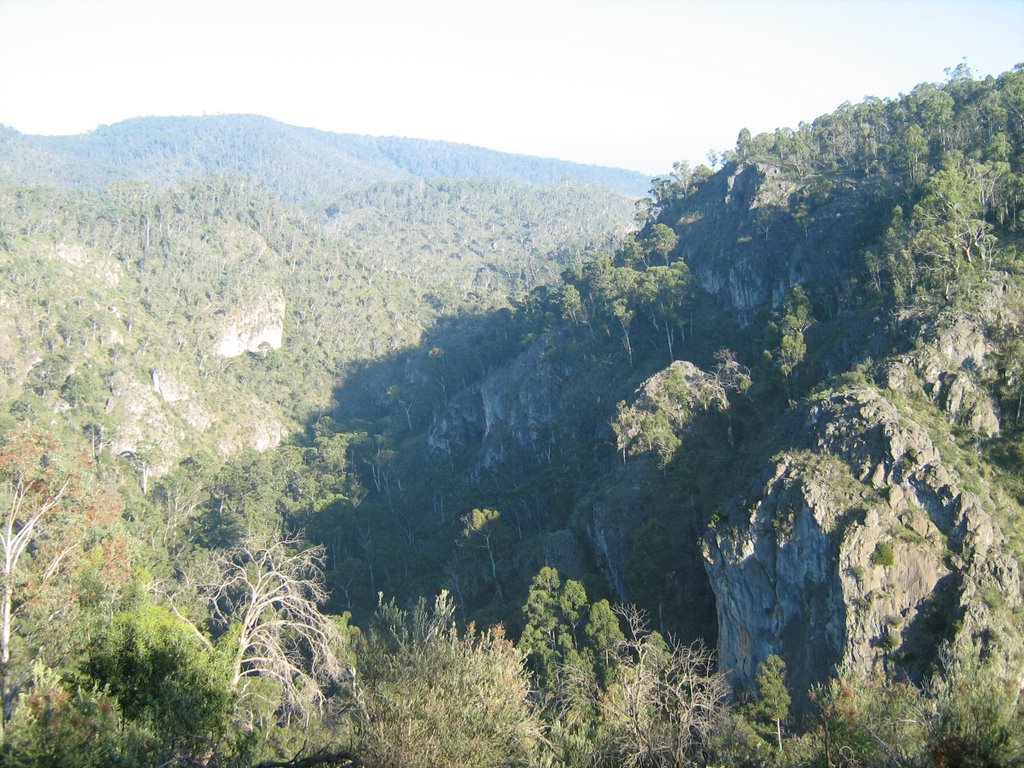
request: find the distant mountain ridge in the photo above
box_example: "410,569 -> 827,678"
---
0,114 -> 651,203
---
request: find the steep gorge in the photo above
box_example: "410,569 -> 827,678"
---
3,72 -> 1024,721
389,68 -> 1024,701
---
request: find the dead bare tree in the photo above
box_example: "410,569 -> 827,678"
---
599,605 -> 731,768
166,534 -> 348,725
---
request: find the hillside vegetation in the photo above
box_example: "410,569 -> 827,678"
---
0,65 -> 1023,767
0,114 -> 651,203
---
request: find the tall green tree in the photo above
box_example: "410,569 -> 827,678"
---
638,262 -> 692,362
519,567 -> 588,687
644,223 -> 679,265
912,152 -> 997,289
86,600 -> 233,760
745,654 -> 790,752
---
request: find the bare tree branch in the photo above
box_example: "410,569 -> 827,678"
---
598,605 -> 731,768
179,533 -> 348,723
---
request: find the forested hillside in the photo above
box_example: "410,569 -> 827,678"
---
0,114 -> 650,204
1,65 -> 1023,767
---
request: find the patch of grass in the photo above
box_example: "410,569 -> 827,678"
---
894,525 -> 927,546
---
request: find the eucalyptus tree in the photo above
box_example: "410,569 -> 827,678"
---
0,426 -> 123,736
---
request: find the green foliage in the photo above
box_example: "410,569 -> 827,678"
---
636,261 -> 693,361
519,567 -> 590,687
928,641 -> 1024,767
0,664 -> 123,768
775,284 -> 813,384
802,642 -> 1024,768
324,178 -> 635,307
643,223 -> 679,264
85,600 -> 233,758
0,425 -> 127,735
612,361 -> 728,470
727,66 -> 1024,195
870,540 -> 896,568
612,400 -> 681,467
358,592 -> 542,768
911,152 -> 998,291
744,654 -> 791,750
583,599 -> 626,687
0,169 -> 633,471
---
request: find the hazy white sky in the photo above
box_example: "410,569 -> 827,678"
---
1,0 -> 1021,174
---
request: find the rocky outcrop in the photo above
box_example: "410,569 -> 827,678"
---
214,291 -> 286,357
674,163 -> 879,319
579,361 -> 728,624
107,370 -> 184,476
882,291 -> 1019,439
108,367 -> 285,484
53,241 -> 122,286
216,403 -> 285,454
612,361 -> 727,465
427,337 -> 572,471
704,387 -> 1021,700
151,368 -> 212,431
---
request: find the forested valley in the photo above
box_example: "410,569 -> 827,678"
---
0,65 -> 1023,767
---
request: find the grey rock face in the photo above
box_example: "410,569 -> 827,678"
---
426,337 -> 572,473
704,388 -> 1020,700
675,163 -> 871,320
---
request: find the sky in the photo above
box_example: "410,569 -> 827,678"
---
0,0 -> 1021,175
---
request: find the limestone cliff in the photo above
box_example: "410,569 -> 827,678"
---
214,291 -> 286,358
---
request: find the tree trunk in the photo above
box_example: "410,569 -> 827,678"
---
486,541 -> 504,603
1,579 -> 13,737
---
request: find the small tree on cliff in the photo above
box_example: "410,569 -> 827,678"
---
745,654 -> 791,752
